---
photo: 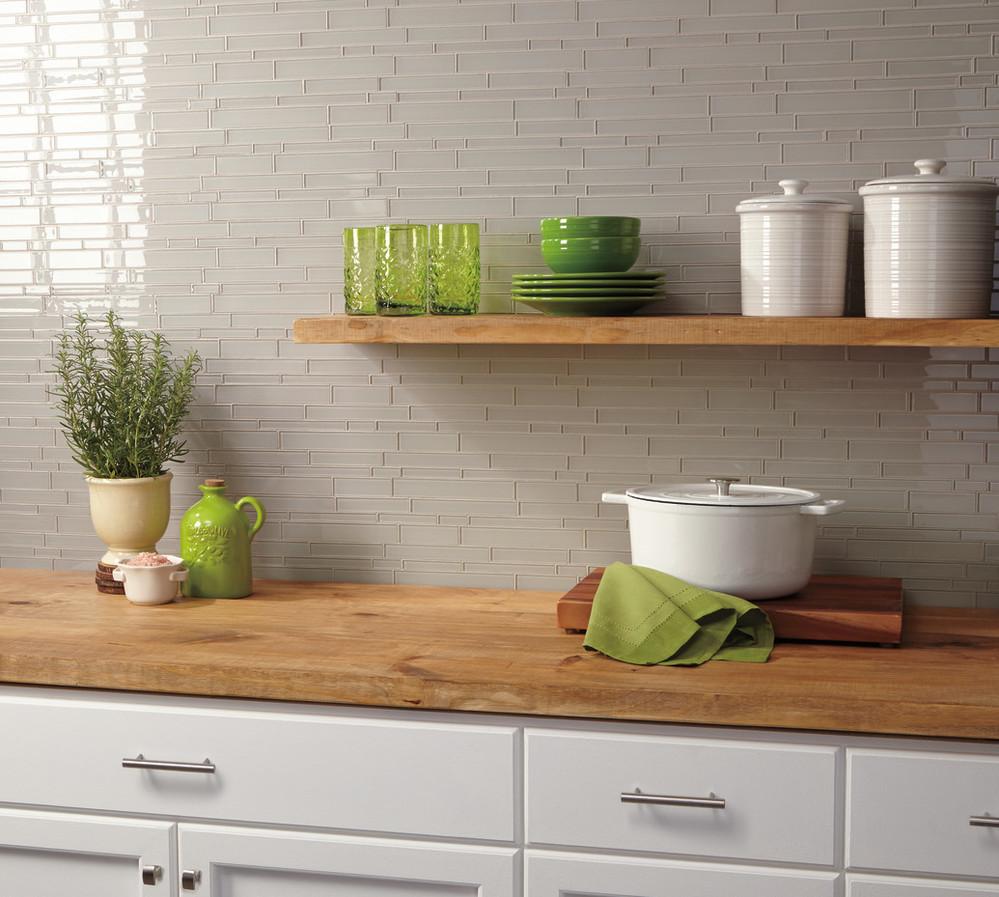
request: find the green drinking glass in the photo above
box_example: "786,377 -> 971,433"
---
343,226 -> 377,315
429,222 -> 480,315
376,224 -> 428,316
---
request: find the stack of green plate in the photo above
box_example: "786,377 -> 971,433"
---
512,271 -> 665,317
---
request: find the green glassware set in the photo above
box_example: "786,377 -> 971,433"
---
343,223 -> 480,316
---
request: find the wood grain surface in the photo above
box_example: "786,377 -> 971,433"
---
293,314 -> 999,347
557,570 -> 904,644
0,570 -> 997,740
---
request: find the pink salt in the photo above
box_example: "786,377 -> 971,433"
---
124,552 -> 173,567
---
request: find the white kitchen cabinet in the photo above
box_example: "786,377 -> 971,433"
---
526,729 -> 838,865
0,807 -> 173,897
177,823 -> 517,897
0,693 -> 515,842
848,749 -> 999,879
526,851 -> 839,897
848,874 -> 999,896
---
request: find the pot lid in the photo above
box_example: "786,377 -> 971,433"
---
859,159 -> 999,196
626,477 -> 821,507
736,179 -> 853,213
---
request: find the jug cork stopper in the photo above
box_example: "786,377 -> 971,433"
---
204,478 -> 225,487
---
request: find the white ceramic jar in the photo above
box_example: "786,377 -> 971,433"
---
112,555 -> 188,606
860,159 -> 998,318
602,477 -> 844,600
736,179 -> 852,317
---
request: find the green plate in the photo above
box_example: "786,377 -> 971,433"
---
513,287 -> 661,297
514,296 -> 656,316
515,271 -> 662,280
513,279 -> 663,289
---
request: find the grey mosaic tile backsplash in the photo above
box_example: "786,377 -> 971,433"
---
1,0 -> 998,605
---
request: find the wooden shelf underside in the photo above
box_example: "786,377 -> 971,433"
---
293,314 -> 999,347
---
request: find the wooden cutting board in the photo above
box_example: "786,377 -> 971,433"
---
557,569 -> 904,645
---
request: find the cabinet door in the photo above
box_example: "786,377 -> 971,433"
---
0,807 -> 173,897
526,851 -> 839,897
178,824 -> 516,897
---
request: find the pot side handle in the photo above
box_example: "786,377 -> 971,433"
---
602,491 -> 629,504
799,499 -> 845,516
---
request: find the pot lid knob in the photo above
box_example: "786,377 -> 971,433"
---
707,476 -> 740,496
914,158 -> 946,176
779,178 -> 807,196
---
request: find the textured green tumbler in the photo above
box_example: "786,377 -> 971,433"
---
180,478 -> 265,598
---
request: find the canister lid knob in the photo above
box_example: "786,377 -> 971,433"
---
914,159 -> 946,176
779,179 -> 807,195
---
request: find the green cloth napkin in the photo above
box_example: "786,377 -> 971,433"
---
583,562 -> 774,666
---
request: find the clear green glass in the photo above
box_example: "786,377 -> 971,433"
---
429,222 -> 480,315
343,226 -> 377,315
376,224 -> 428,316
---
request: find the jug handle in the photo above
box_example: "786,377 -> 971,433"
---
235,496 -> 266,541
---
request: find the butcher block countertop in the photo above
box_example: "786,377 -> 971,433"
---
1,570 -> 998,741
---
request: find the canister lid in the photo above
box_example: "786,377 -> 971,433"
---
736,179 -> 853,213
626,477 -> 821,507
859,159 -> 999,196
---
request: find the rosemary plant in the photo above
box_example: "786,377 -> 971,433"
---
50,312 -> 201,479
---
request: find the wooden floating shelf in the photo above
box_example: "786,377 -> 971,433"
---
293,314 -> 999,348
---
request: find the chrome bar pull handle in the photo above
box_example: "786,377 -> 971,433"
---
621,791 -> 726,809
181,870 -> 201,891
142,865 -> 162,886
970,815 -> 999,828
123,754 -> 216,774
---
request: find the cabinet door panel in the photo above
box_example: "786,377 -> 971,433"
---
527,729 -> 837,865
0,807 -> 173,897
526,851 -> 839,897
848,749 -> 999,879
179,824 -> 515,897
0,695 -> 514,841
848,874 -> 999,896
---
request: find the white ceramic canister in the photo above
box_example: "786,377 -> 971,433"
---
602,477 -> 844,600
736,179 -> 852,317
860,159 -> 998,318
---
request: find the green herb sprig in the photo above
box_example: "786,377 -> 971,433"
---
49,311 -> 201,479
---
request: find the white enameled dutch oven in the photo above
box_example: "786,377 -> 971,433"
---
602,477 -> 844,600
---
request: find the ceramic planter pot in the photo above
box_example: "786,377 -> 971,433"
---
602,477 -> 844,600
860,159 -> 999,318
85,472 -> 173,565
112,554 -> 187,606
737,179 -> 852,317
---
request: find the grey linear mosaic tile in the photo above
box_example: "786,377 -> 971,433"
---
1,1 -> 998,602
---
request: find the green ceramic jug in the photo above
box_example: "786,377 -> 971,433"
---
180,478 -> 265,598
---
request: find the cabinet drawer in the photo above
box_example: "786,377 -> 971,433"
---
847,750 -> 999,879
526,730 -> 837,865
848,875 -> 999,896
0,694 -> 515,841
527,851 -> 839,897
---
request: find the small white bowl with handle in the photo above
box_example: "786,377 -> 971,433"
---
112,554 -> 188,606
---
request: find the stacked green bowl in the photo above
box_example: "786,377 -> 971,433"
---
515,216 -> 662,316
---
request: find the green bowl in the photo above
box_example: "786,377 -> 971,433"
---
540,216 -> 641,239
541,236 -> 641,274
